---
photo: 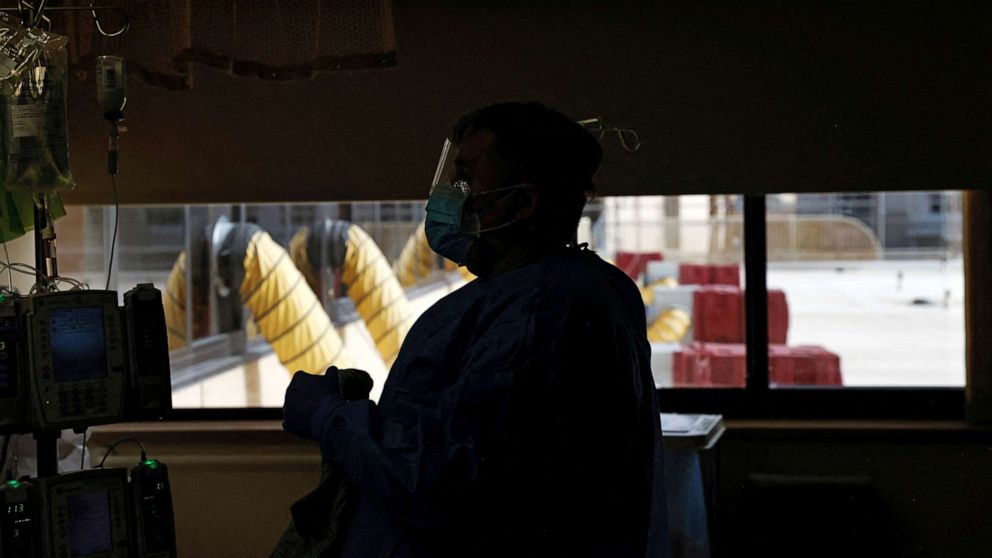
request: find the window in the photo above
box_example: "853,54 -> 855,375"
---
767,192 -> 964,388
599,196 -> 747,389
48,202 -> 466,408
31,191 -> 966,416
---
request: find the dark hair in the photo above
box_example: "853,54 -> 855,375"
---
452,102 -> 601,244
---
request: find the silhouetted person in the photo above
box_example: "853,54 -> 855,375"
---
283,102 -> 669,557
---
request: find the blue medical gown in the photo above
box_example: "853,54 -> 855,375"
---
319,248 -> 670,557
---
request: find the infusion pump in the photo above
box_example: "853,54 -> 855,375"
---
1,462 -> 176,558
0,284 -> 172,434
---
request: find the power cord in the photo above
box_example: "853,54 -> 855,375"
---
0,262 -> 86,293
95,437 -> 146,469
0,262 -> 37,277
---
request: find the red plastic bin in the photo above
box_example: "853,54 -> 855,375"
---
710,264 -> 741,287
767,289 -> 790,345
769,345 -> 842,386
672,346 -> 710,386
692,286 -> 789,344
677,263 -> 741,287
673,342 -> 746,387
678,264 -> 707,286
616,251 -> 663,281
674,343 -> 841,387
692,286 -> 745,343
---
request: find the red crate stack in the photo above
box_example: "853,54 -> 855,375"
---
673,342 -> 746,387
692,286 -> 745,343
711,264 -> 741,287
672,345 -> 710,386
678,263 -> 740,287
692,286 -> 790,344
708,343 -> 747,386
678,264 -> 707,286
615,251 -> 663,280
769,345 -> 842,386
674,343 -> 842,387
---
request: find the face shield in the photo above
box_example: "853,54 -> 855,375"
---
428,139 -> 531,236
429,139 -> 469,196
424,139 -> 474,264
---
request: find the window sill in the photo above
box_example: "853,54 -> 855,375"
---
89,416 -> 992,455
723,418 -> 992,443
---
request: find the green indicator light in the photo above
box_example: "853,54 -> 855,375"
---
6,480 -> 20,489
143,460 -> 159,469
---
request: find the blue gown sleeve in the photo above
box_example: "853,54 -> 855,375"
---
316,388 -> 481,531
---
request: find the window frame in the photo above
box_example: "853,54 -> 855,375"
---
158,193 -> 968,421
656,194 -> 965,420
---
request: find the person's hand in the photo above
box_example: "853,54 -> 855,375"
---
282,367 -> 344,440
337,368 -> 374,401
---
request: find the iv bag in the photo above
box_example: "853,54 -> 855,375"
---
0,12 -> 74,193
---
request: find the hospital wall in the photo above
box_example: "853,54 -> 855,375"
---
59,0 -> 986,206
91,421 -> 992,558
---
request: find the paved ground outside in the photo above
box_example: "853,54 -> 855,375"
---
768,258 -> 965,387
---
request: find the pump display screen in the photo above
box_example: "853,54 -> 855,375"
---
67,491 -> 113,556
50,307 -> 108,383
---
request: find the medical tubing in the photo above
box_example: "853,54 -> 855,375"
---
105,174 -> 119,290
241,230 -> 353,373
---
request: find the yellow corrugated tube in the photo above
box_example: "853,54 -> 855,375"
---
392,223 -> 437,287
163,251 -> 187,351
647,307 -> 692,343
241,230 -> 353,374
341,224 -> 415,367
289,227 -> 320,295
393,221 -> 476,284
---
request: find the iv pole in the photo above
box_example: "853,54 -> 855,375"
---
5,0 -> 130,478
33,199 -> 58,477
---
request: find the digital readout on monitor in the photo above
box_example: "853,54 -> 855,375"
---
67,491 -> 114,556
50,307 -> 108,383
